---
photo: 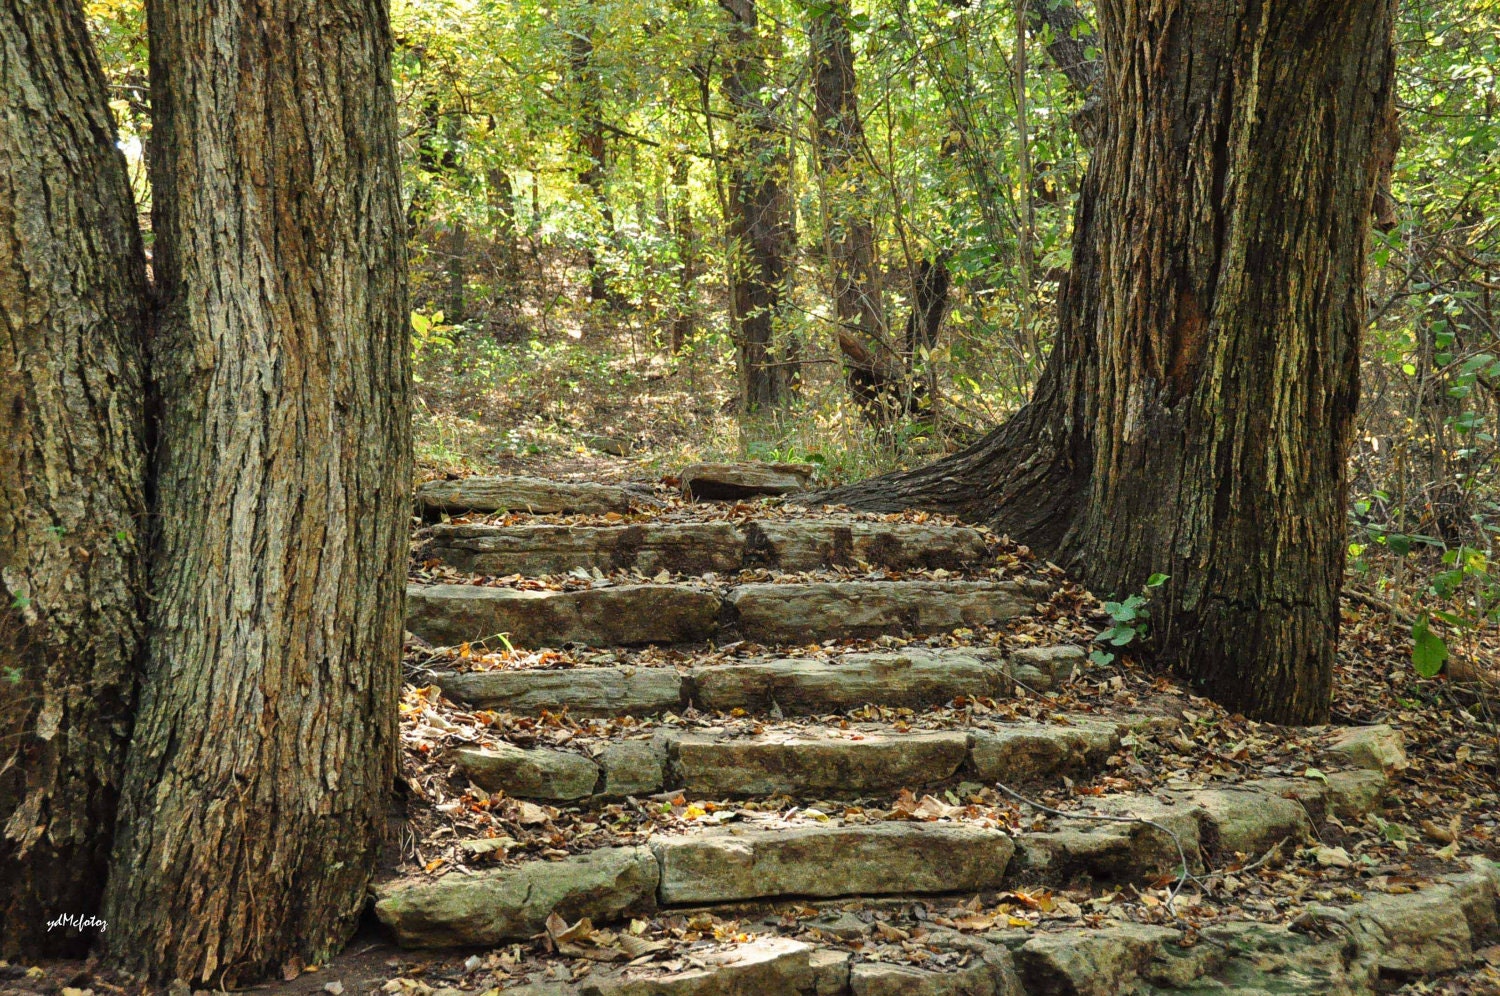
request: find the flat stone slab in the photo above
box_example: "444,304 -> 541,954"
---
596,740 -> 667,797
454,744 -> 600,800
589,936 -> 823,996
745,519 -> 990,571
728,581 -> 1044,643
666,729 -> 970,797
424,518 -> 992,577
435,666 -> 685,717
373,845 -> 658,947
850,956 -> 1014,996
406,583 -> 719,648
426,521 -> 744,576
417,475 -> 642,515
969,722 -> 1118,784
680,462 -> 815,500
653,822 -> 1014,905
690,649 -> 1010,714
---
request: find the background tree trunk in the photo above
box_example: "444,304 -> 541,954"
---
820,0 -> 1397,724
571,26 -> 616,305
719,0 -> 793,411
0,0 -> 149,957
669,154 -> 697,354
105,0 -> 411,983
810,0 -> 907,426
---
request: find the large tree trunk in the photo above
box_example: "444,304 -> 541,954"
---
810,0 -> 908,426
719,0 -> 794,411
821,0 -> 1397,724
104,0 -> 411,984
0,0 -> 149,957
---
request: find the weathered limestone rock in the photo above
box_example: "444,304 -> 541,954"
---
1007,646 -> 1088,690
435,666 -> 685,717
1188,784 -> 1312,857
1016,796 -> 1205,881
1325,724 -> 1408,776
727,581 -> 1044,644
680,462 -> 814,499
406,583 -> 720,648
690,650 -> 1008,714
1322,768 -> 1389,820
653,822 -> 1013,905
426,522 -> 744,576
850,958 -> 1015,996
1010,924 -> 1178,996
1346,865 -> 1500,976
374,846 -> 658,947
586,937 -> 823,996
969,722 -> 1117,784
744,519 -> 990,571
454,745 -> 600,800
666,730 -> 970,797
596,740 -> 666,797
417,475 -> 641,515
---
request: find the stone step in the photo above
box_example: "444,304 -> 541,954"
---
726,580 -> 1046,645
406,579 -> 1049,649
374,822 -> 1012,948
679,461 -> 814,499
449,716 -> 1134,802
654,821 -> 1013,905
423,519 -> 992,577
375,759 -> 1402,950
433,646 -> 1086,718
417,475 -> 651,516
455,861 -> 1500,995
406,583 -> 721,649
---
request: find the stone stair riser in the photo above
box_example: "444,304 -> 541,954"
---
424,520 -> 992,577
407,580 -> 1051,650
451,720 -> 1133,803
432,648 -> 1084,719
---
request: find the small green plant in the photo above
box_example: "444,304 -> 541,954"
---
1090,573 -> 1168,666
1411,543 -> 1499,679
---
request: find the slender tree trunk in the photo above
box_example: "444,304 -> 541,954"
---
105,0 -> 411,984
0,0 -> 149,958
719,0 -> 793,411
810,0 -> 906,427
669,155 -> 696,354
571,27 -> 616,305
821,0 -> 1397,724
903,254 -> 951,420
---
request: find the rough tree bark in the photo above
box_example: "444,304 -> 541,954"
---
104,0 -> 411,983
810,0 -> 910,426
719,0 -> 794,410
821,0 -> 1397,724
0,0 -> 149,957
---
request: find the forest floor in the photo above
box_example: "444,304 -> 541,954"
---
8,320 -> 1500,994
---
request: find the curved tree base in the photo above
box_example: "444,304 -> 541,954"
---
815,0 -> 1396,728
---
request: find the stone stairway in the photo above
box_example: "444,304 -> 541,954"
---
385,474 -> 1500,995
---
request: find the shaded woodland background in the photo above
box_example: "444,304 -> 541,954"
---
81,0 -> 1498,674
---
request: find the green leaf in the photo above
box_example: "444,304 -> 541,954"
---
1411,616 -> 1448,678
1088,649 -> 1114,667
1108,625 -> 1137,647
1145,573 -> 1169,587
